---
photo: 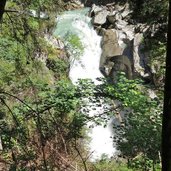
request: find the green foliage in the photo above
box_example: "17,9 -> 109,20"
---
66,34 -> 84,51
0,80 -> 88,169
65,33 -> 84,57
74,74 -> 162,170
46,56 -> 69,78
0,0 -> 70,92
0,36 -> 27,76
0,2 -> 76,168
129,156 -> 161,171
145,40 -> 166,87
128,0 -> 168,23
149,42 -> 166,63
0,60 -> 15,87
77,79 -> 96,98
98,73 -> 162,170
91,157 -> 133,171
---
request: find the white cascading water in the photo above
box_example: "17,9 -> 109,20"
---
54,8 -> 116,160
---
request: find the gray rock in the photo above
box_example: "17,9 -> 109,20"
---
116,25 -> 134,45
107,11 -> 123,25
107,14 -> 116,24
107,55 -> 133,82
71,0 -> 82,5
28,10 -> 49,19
115,20 -> 128,30
115,13 -> 122,21
101,29 -> 122,58
45,34 -> 65,49
135,24 -> 149,33
121,10 -> 131,19
99,29 -> 123,77
147,89 -> 157,99
114,4 -> 125,12
133,33 -> 147,77
89,4 -> 103,16
123,25 -> 135,40
121,3 -> 132,19
89,3 -> 152,81
117,30 -> 127,47
92,9 -> 110,25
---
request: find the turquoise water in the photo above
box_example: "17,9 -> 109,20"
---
54,8 -> 90,38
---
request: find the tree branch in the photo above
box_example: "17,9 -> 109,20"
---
0,0 -> 7,21
4,10 -> 19,13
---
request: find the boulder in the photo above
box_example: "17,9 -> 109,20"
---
121,3 -> 132,19
107,13 -> 122,25
107,14 -> 116,24
65,0 -> 84,10
121,10 -> 131,19
99,29 -> 123,76
107,55 -> 133,81
114,4 -> 125,12
115,20 -> 128,30
147,89 -> 157,99
101,29 -> 122,58
116,30 -> 127,48
89,4 -> 103,16
92,9 -> 110,25
115,13 -> 122,21
133,33 -> 148,77
123,25 -> 135,40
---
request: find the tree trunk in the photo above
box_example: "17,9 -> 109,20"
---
0,0 -> 7,21
162,1 -> 171,170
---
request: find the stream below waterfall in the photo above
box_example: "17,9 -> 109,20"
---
54,8 -> 116,160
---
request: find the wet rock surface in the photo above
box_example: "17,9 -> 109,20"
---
89,3 -> 152,81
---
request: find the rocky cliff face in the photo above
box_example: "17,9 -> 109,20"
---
89,2 -> 153,82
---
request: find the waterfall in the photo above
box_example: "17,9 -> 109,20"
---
54,8 -> 116,160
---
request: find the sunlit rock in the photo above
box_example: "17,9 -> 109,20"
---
133,33 -> 148,77
115,20 -> 128,30
89,4 -> 103,17
101,29 -> 122,58
92,9 -> 109,25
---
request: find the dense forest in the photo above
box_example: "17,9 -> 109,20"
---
0,0 -> 170,170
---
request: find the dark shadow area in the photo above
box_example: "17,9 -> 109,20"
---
80,0 -> 126,7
